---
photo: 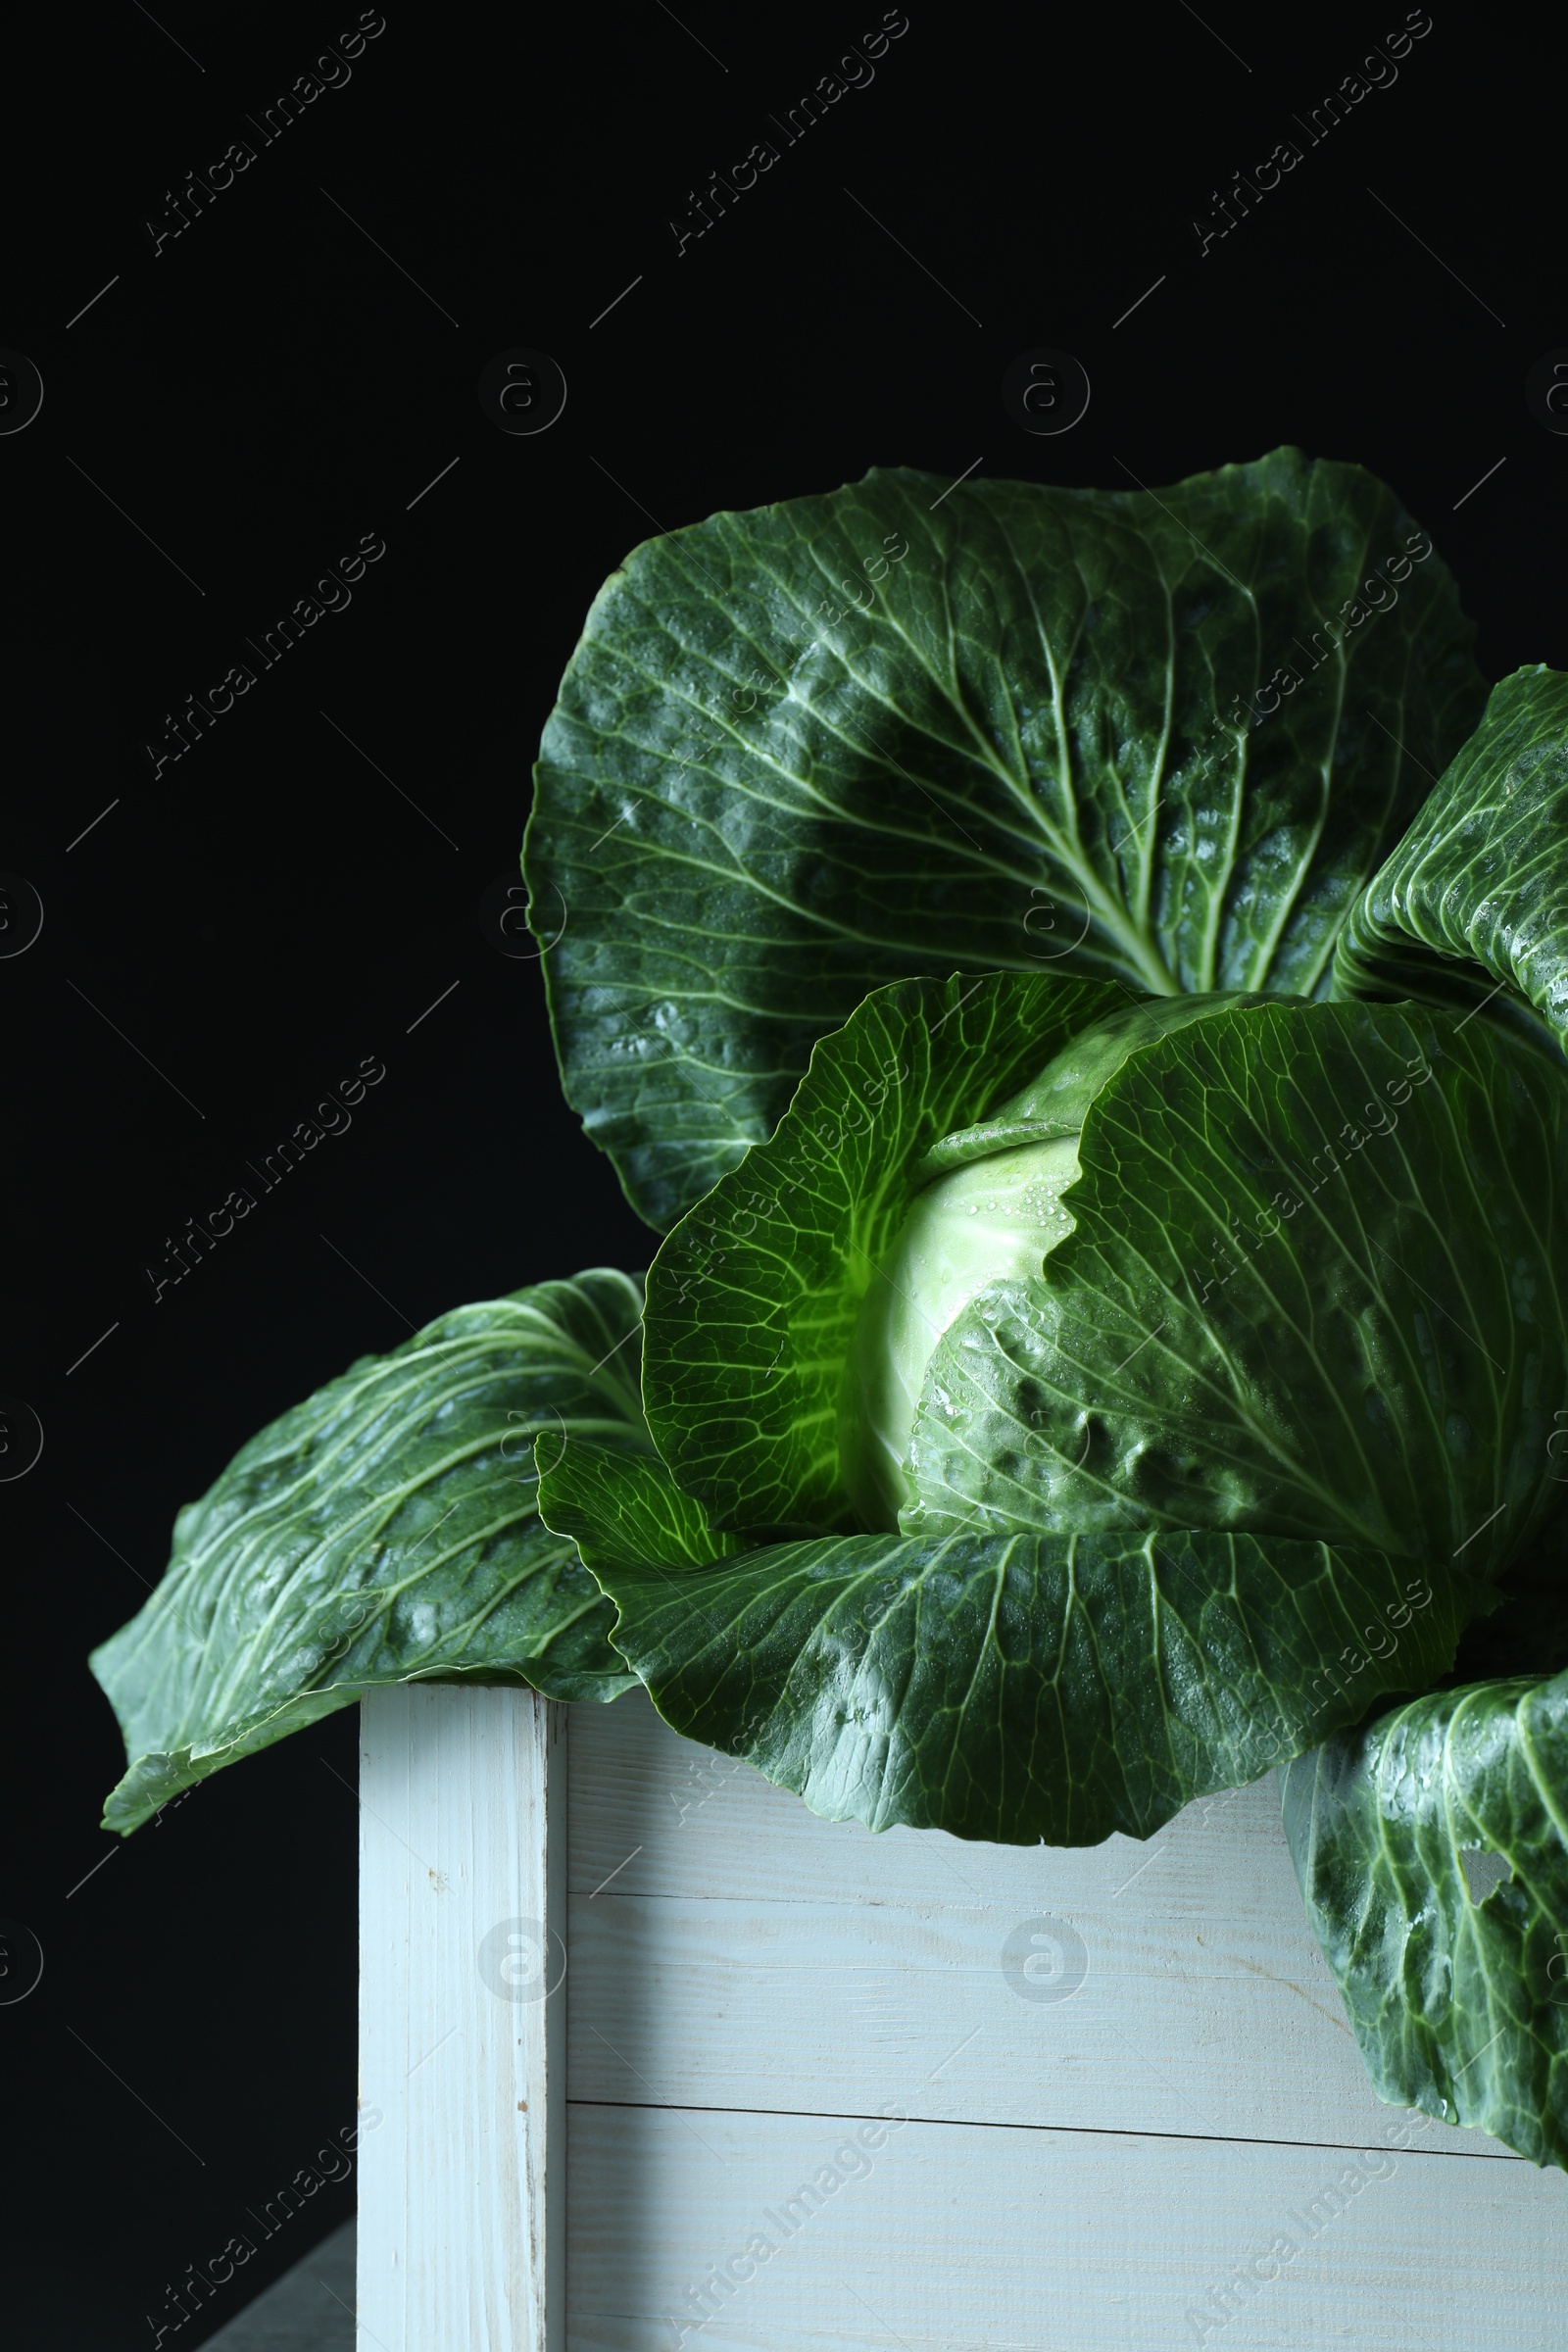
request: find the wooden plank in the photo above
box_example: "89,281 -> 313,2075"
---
565,1690 -> 1498,2157
359,1684 -> 565,2351
565,2101 -> 1568,2352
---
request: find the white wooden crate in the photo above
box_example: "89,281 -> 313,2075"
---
359,1686 -> 1568,2352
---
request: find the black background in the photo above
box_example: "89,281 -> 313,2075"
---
2,2 -> 1560,2341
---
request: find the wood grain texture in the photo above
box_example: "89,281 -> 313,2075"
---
565,2100 -> 1566,2352
565,1690 -> 1498,2157
359,1684 -> 565,2352
564,1690 -> 1568,2350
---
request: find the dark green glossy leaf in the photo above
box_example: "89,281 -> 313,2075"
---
526,451 -> 1484,1228
90,1271 -> 649,1833
591,1525 -> 1483,1846
906,1001 -> 1568,1581
643,969 -> 1121,1539
1334,666 -> 1568,1069
1284,1670 -> 1568,2167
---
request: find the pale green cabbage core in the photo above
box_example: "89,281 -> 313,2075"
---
845,1134 -> 1080,1530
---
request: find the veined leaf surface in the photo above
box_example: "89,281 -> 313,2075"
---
643,970 -> 1120,1538
526,451 -> 1484,1227
906,1001 -> 1568,1582
1284,1671 -> 1568,2168
587,1517 -> 1483,1846
1334,666 -> 1568,1068
91,1271 -> 649,1833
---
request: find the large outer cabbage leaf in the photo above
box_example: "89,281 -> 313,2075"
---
525,450 -> 1484,1229
1334,665 -> 1568,1067
540,1436 -> 1485,1847
1284,1672 -> 1568,2167
91,1272 -> 649,1833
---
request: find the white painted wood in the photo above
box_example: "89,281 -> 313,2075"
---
566,2102 -> 1567,2352
563,1690 -> 1568,2351
358,1684 -> 565,2351
565,1689 -> 1497,2156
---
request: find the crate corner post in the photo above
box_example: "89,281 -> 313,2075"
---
357,1683 -> 565,2351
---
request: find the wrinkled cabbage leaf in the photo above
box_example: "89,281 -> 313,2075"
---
906,998 -> 1568,1580
1285,1670 -> 1568,2168
543,1435 -> 1485,1847
1333,665 -> 1568,1068
91,1272 -> 649,1832
527,450 -> 1484,1228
